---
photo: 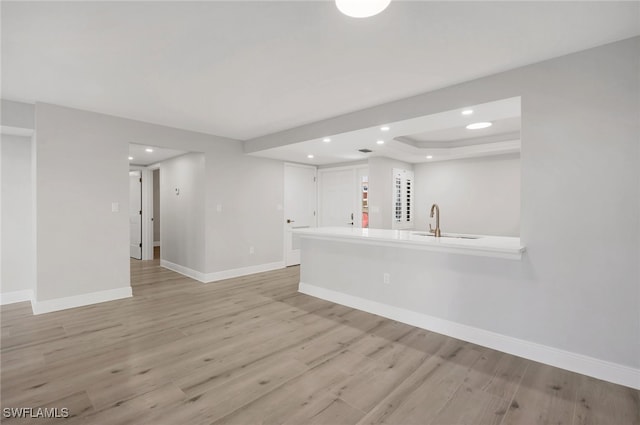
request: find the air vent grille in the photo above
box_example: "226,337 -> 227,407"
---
358,148 -> 373,153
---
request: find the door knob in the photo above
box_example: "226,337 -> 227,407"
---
287,219 -> 295,224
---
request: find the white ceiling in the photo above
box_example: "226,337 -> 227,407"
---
250,97 -> 521,164
403,116 -> 521,145
129,143 -> 187,167
2,1 -> 638,141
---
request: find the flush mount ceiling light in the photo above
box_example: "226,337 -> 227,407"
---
336,0 -> 391,18
145,148 -> 154,152
461,109 -> 474,115
380,126 -> 390,131
426,155 -> 433,159
128,156 -> 133,160
307,154 -> 314,159
323,138 -> 331,143
466,122 -> 492,130
376,140 -> 384,145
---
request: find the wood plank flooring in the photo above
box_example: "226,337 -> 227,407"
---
1,258 -> 638,424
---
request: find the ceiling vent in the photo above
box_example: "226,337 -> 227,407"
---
358,148 -> 373,153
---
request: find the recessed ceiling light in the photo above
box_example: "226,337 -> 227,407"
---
462,109 -> 474,115
426,155 -> 433,159
380,126 -> 390,131
376,140 -> 384,145
307,154 -> 314,159
128,156 -> 134,160
145,148 -> 154,152
336,0 -> 391,18
466,122 -> 492,130
323,138 -> 331,143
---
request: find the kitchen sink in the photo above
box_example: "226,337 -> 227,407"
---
411,232 -> 479,240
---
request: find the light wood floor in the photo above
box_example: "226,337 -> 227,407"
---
1,259 -> 638,425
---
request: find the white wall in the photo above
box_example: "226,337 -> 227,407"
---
205,154 -> 284,272
250,38 -> 640,371
35,105 -> 131,301
1,100 -> 34,130
414,154 -> 520,236
367,156 -> 413,229
153,168 -> 160,243
0,135 -> 35,296
30,102 -> 285,305
160,153 -> 206,272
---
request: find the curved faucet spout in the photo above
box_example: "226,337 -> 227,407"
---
429,203 -> 441,237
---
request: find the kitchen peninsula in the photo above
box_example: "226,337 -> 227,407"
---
293,226 -> 529,365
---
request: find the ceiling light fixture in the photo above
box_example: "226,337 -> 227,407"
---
128,156 -> 134,160
336,0 -> 391,18
461,109 -> 473,115
376,140 -> 384,145
426,155 -> 433,159
380,126 -> 390,131
466,122 -> 492,130
145,148 -> 154,152
323,138 -> 331,143
307,154 -> 314,159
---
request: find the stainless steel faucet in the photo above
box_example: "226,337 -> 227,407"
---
429,203 -> 441,237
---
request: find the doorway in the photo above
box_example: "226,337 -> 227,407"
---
129,170 -> 142,259
152,168 -> 160,259
318,165 -> 368,228
284,163 -> 317,266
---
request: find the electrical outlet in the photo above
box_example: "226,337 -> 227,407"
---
249,246 -> 255,254
383,273 -> 390,284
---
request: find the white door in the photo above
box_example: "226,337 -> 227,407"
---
318,166 -> 368,228
284,163 -> 317,266
319,168 -> 357,227
129,171 -> 142,260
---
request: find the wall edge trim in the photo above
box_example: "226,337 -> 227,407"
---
299,281 -> 640,390
203,261 -> 286,283
161,259 -> 286,284
160,259 -> 208,282
31,286 -> 132,315
0,290 -> 34,305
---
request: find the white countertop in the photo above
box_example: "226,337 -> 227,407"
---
292,227 -> 525,260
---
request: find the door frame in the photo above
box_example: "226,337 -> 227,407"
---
283,162 -> 317,266
129,170 -> 143,260
130,165 -> 154,260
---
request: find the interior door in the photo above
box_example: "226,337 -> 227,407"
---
284,163 -> 317,266
318,166 -> 369,228
129,171 -> 142,260
318,168 -> 357,227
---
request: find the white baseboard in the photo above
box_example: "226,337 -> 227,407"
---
161,259 -> 208,282
0,290 -> 34,305
203,261 -> 285,283
161,259 -> 285,284
31,286 -> 133,315
154,241 -> 161,247
299,282 -> 640,390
